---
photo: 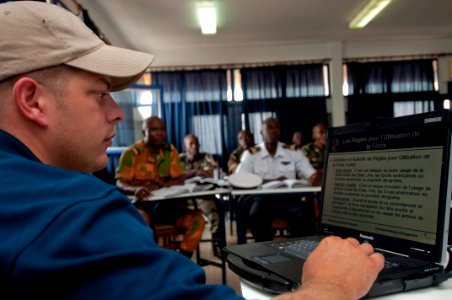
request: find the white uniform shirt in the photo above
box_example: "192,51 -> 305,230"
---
236,142 -> 316,180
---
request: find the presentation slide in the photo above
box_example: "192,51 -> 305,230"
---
322,147 -> 442,245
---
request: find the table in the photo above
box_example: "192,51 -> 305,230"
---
136,188 -> 231,283
240,277 -> 452,299
231,186 -> 321,196
231,186 -> 322,244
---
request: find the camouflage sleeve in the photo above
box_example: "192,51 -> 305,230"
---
114,147 -> 135,182
169,146 -> 185,178
227,149 -> 240,173
204,153 -> 217,170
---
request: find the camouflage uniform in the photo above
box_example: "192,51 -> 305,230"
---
179,152 -> 220,235
179,152 -> 216,173
227,147 -> 245,174
116,140 -> 205,253
301,142 -> 324,170
116,141 -> 184,186
289,144 -> 302,151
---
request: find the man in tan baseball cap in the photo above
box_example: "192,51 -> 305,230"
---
0,1 -> 384,299
0,1 -> 154,91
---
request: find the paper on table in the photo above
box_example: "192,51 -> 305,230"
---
150,185 -> 190,198
184,176 -> 225,185
260,179 -> 308,189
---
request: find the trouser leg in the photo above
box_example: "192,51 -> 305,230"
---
197,199 -> 220,234
283,198 -> 316,237
175,210 -> 206,254
248,197 -> 274,242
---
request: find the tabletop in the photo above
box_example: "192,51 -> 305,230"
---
240,277 -> 452,299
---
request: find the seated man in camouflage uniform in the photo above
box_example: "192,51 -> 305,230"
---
302,122 -> 327,179
116,117 -> 205,258
179,133 -> 224,257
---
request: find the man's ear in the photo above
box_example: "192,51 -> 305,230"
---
12,77 -> 49,127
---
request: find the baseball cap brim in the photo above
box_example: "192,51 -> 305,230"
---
65,44 -> 155,92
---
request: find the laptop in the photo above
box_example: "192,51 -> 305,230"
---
225,110 -> 452,298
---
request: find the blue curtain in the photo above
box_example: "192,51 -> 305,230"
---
240,64 -> 328,145
346,59 -> 440,123
152,69 -> 228,166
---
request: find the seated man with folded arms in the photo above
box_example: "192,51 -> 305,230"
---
227,129 -> 255,174
116,116 -> 205,258
236,117 -> 321,241
179,133 -> 224,257
0,2 -> 383,299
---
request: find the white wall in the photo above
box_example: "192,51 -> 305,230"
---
151,38 -> 452,67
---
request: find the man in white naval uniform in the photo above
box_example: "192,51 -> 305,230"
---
236,117 -> 321,241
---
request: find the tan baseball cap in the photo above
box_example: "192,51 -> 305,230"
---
0,1 -> 154,91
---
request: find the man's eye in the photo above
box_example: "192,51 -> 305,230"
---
97,92 -> 110,100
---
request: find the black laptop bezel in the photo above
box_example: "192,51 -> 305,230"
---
318,110 -> 452,264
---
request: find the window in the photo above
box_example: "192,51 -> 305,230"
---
192,115 -> 222,155
248,111 -> 276,144
345,59 -> 439,123
227,69 -> 243,101
111,85 -> 162,147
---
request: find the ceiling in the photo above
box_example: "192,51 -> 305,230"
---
71,0 -> 452,66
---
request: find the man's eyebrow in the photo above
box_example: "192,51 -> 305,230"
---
95,76 -> 112,90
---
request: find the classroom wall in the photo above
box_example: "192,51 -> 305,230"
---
150,38 -> 452,127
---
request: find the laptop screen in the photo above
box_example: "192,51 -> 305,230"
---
320,111 -> 451,263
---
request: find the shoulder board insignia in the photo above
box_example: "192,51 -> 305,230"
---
282,144 -> 291,149
248,146 -> 261,154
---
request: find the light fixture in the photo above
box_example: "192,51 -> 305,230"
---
197,1 -> 217,35
349,0 -> 391,29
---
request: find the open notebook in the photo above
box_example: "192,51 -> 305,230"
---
226,110 -> 452,297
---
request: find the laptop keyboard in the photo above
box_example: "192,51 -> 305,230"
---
267,239 -> 320,260
267,240 -> 415,272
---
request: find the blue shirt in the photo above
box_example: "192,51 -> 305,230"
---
0,130 -> 242,299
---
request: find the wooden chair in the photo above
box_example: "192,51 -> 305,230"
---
271,218 -> 290,239
153,224 -> 183,250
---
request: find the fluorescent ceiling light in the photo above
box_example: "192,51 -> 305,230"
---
197,1 -> 217,35
349,0 -> 391,29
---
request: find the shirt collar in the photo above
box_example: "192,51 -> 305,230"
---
259,142 -> 288,159
0,129 -> 41,162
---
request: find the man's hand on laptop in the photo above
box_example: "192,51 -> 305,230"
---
274,236 -> 384,300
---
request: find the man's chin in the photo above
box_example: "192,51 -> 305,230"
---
91,156 -> 109,173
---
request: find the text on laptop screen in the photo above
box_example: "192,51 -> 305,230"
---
322,116 -> 445,246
